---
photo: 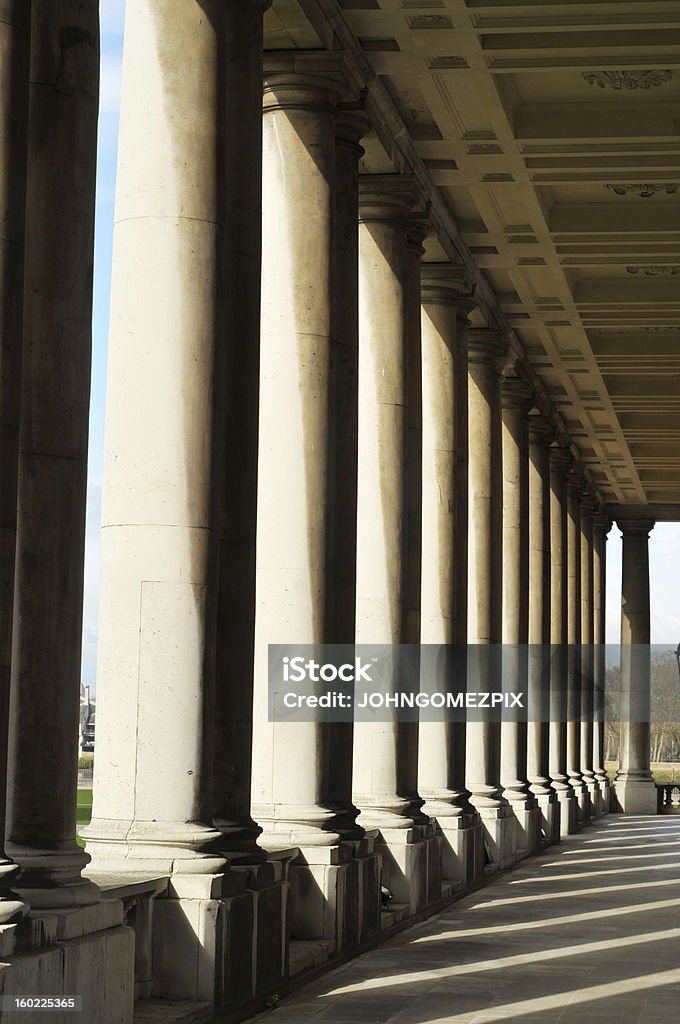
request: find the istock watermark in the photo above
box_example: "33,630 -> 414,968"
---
266,644 -> 630,723
282,655 -> 375,684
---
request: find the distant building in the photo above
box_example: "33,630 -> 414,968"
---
79,683 -> 95,755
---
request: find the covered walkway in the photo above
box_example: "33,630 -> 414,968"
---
258,817 -> 680,1024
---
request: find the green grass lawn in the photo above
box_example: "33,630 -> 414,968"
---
76,789 -> 92,848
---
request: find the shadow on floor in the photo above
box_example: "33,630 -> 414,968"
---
251,816 -> 680,1024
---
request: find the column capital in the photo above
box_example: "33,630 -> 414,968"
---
358,174 -> 419,222
579,493 -> 599,518
528,411 -> 554,446
549,442 -> 572,475
567,465 -> 586,497
617,517 -> 655,538
406,217 -> 431,253
455,297 -> 477,323
335,110 -> 370,151
500,371 -> 533,411
592,511 -> 613,538
263,52 -> 347,114
467,327 -> 511,370
420,262 -> 474,312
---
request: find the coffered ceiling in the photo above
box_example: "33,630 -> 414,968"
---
265,0 -> 680,519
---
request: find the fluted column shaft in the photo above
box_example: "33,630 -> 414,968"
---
417,267 -> 471,820
548,446 -> 574,831
466,333 -> 505,809
615,519 -> 657,814
86,0 -> 267,871
527,418 -> 554,808
352,175 -> 425,829
252,59 -> 360,846
7,0 -> 100,904
0,0 -> 30,921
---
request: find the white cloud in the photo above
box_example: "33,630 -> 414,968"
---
99,55 -> 123,117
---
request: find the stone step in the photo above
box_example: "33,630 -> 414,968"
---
133,999 -> 213,1024
288,939 -> 334,976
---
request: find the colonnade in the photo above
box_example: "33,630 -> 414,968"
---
0,1 -> 659,1018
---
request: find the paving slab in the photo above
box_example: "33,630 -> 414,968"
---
249,817 -> 680,1024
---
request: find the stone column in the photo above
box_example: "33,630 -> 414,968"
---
252,73 -> 382,947
466,330 -> 513,869
352,176 -> 436,913
548,445 -> 577,834
86,6 -> 294,1004
251,55 -> 355,847
400,222 -> 428,876
580,496 -> 600,817
499,374 -> 538,858
210,0 -> 270,865
593,513 -> 611,811
565,469 -> 587,821
403,224 -> 426,651
86,1 -> 268,875
0,0 -> 30,923
6,0 -> 100,907
417,266 -> 479,885
615,519 -> 657,814
527,415 -> 559,843
318,110 -> 369,841
454,307 -> 472,649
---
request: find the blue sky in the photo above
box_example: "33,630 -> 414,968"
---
81,0 -> 125,687
79,0 -> 680,688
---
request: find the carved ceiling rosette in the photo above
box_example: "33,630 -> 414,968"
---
626,265 -> 680,277
605,183 -> 679,198
582,70 -> 672,90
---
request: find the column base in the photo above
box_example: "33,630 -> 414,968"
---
596,774 -> 611,814
584,775 -> 602,820
152,861 -> 290,1008
288,837 -> 381,951
81,818 -> 228,876
535,792 -> 560,845
375,823 -> 441,915
503,793 -> 540,860
431,813 -> 482,886
475,806 -> 516,871
355,798 -> 427,833
0,862 -> 28,923
528,779 -> 560,846
567,774 -> 588,828
230,800 -> 351,851
614,776 -> 658,815
7,844 -> 101,909
552,783 -> 578,837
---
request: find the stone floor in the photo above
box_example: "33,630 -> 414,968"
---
252,816 -> 680,1024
